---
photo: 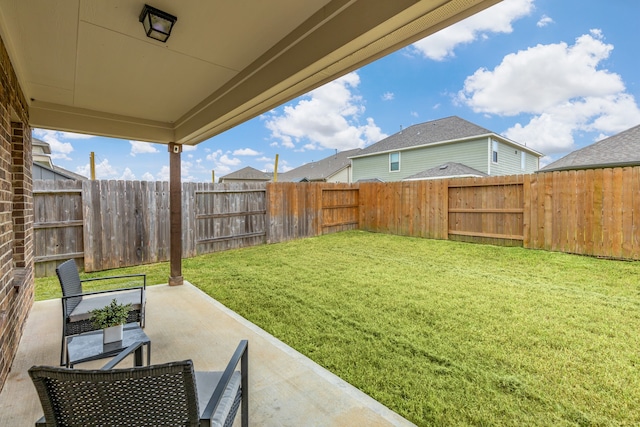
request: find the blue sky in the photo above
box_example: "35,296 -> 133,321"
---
34,0 -> 640,182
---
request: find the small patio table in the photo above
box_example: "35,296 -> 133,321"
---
65,322 -> 151,368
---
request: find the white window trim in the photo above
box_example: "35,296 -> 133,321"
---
389,151 -> 400,172
492,139 -> 499,164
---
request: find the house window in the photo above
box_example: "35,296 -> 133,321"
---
389,152 -> 400,172
492,140 -> 498,163
521,151 -> 526,170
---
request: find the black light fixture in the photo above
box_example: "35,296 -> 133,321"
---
139,4 -> 177,43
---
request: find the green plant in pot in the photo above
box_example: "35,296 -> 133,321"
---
90,299 -> 132,344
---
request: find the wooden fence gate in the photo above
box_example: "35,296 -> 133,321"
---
447,176 -> 524,246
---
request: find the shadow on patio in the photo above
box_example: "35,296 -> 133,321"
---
0,282 -> 415,426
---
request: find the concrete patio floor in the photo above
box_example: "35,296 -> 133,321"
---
0,281 -> 415,426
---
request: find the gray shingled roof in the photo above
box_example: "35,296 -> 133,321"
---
403,162 -> 488,180
220,166 -> 271,181
278,148 -> 361,182
353,116 -> 493,157
541,124 -> 640,171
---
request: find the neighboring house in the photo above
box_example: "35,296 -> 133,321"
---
218,166 -> 271,183
32,138 -> 87,181
403,162 -> 488,181
278,148 -> 361,183
540,123 -> 640,172
350,116 -> 542,182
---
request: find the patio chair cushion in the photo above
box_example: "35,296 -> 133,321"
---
195,371 -> 242,426
68,290 -> 143,323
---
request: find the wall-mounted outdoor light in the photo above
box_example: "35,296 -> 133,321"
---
139,4 -> 177,43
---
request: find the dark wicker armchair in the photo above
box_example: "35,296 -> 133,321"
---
29,340 -> 249,427
56,259 -> 146,366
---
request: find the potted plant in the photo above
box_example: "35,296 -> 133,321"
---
89,299 -> 132,344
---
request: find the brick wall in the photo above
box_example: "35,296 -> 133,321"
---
0,31 -> 33,393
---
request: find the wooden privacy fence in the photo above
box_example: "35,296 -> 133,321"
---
33,181 -> 358,276
33,167 -> 640,276
358,167 -> 640,259
525,167 -> 640,259
33,180 -> 85,275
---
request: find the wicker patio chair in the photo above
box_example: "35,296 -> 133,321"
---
56,259 -> 146,366
29,340 -> 249,427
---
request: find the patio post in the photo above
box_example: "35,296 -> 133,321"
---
168,143 -> 183,286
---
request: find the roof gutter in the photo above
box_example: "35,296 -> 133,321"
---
403,173 -> 485,181
539,161 -> 640,173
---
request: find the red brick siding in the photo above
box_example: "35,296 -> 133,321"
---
0,31 -> 34,393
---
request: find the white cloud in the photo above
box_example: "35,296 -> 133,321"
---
411,0 -> 534,61
182,145 -> 197,152
537,15 -> 554,27
120,168 -> 136,180
382,92 -> 394,101
457,30 -> 640,155
141,172 -> 155,181
157,166 -> 170,181
504,94 -> 640,154
459,31 -> 623,115
76,158 -> 118,180
59,131 -> 94,139
204,149 -> 239,177
32,129 -> 75,160
265,72 -> 387,151
154,163 -> 198,181
233,148 -> 261,156
219,154 -> 241,166
130,141 -> 160,156
180,160 -> 197,182
264,158 -> 291,173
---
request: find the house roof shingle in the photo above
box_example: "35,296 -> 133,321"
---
351,116 -> 542,158
352,116 -> 492,157
278,148 -> 361,182
220,166 -> 271,181
403,162 -> 488,180
541,124 -> 640,172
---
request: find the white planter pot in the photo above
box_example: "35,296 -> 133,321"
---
103,324 -> 124,344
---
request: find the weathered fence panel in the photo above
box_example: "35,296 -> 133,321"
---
33,180 -> 84,277
83,180 -> 170,272
193,182 -> 267,254
321,185 -> 359,234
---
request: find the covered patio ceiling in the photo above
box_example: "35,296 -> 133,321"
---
0,0 -> 501,146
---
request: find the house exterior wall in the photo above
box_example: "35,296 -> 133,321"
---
489,139 -> 539,175
353,137 -> 539,182
352,138 -> 488,182
0,33 -> 34,393
326,166 -> 350,183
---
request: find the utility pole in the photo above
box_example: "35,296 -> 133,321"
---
273,154 -> 279,182
90,152 -> 96,180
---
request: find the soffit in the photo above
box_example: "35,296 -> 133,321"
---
0,0 -> 501,145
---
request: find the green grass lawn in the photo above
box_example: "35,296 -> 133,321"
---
36,231 -> 640,426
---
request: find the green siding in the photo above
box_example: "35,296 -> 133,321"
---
352,137 -> 540,182
525,151 -> 539,172
352,139 -> 489,182
490,140 -> 539,175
